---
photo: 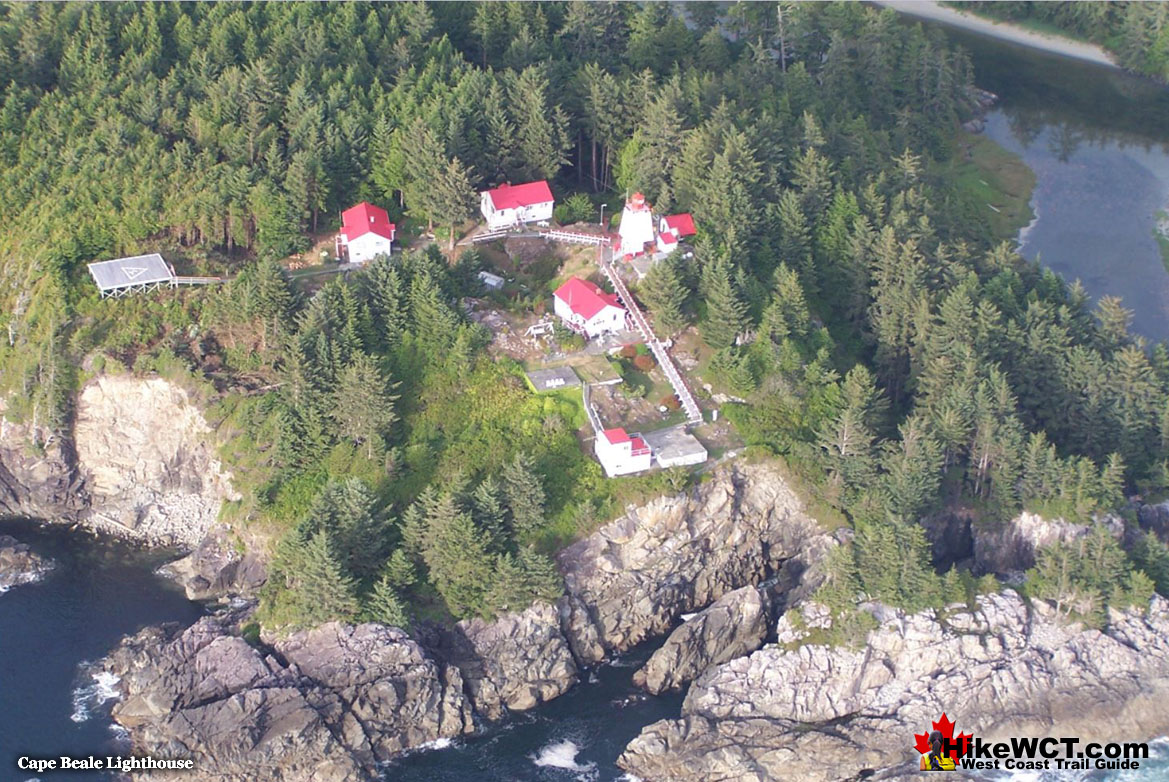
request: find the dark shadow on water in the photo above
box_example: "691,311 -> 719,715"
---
0,518 -> 204,782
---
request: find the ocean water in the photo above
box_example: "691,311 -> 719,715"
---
0,518 -> 203,782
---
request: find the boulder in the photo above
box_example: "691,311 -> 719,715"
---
106,612 -> 473,782
632,586 -> 770,695
558,462 -> 834,654
435,601 -> 578,720
0,534 -> 55,590
619,591 -> 1169,782
160,527 -> 266,600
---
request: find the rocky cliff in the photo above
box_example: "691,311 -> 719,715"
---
106,611 -> 474,782
75,375 -> 239,548
101,461 -> 837,779
2,375 -> 240,553
0,397 -> 87,521
632,585 -> 770,695
619,591 -> 1169,782
558,462 -> 836,654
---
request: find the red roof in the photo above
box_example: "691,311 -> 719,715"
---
554,277 -> 624,320
602,428 -> 630,444
484,180 -> 554,211
602,428 -> 650,454
342,202 -> 395,241
659,231 -> 678,245
663,213 -> 697,237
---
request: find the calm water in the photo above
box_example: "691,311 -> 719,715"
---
936,24 -> 1169,343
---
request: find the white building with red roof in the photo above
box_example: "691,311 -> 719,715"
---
553,276 -> 627,338
657,213 -> 697,255
480,180 -> 555,230
337,202 -> 396,265
594,427 -> 653,476
616,192 -> 656,260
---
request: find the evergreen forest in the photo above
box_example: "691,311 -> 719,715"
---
1,1 -> 1167,633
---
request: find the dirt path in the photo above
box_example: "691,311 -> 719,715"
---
873,1 -> 1117,68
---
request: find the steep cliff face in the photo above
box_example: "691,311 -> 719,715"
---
619,592 -> 1169,782
972,511 -> 1122,574
558,462 -> 836,655
0,397 -> 87,521
74,375 -> 238,548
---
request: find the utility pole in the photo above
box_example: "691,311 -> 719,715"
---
599,203 -> 608,227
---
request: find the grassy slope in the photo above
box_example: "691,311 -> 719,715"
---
948,132 -> 1037,242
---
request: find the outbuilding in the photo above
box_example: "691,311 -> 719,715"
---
553,277 -> 627,338
337,202 -> 396,265
594,427 -> 653,476
480,180 -> 555,230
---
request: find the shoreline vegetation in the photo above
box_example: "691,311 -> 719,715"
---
874,1 -> 1118,68
948,131 -> 1036,243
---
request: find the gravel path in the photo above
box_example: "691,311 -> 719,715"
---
873,1 -> 1117,68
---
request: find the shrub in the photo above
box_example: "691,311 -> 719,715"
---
661,395 -> 681,411
633,353 -> 655,371
619,344 -> 638,359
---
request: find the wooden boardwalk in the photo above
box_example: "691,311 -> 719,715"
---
596,246 -> 703,425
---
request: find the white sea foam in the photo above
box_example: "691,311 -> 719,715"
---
418,737 -> 454,751
531,739 -> 597,779
70,668 -> 121,723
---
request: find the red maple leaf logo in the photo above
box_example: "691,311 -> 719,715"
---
914,712 -> 973,760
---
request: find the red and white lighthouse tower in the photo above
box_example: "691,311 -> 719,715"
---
616,192 -> 656,261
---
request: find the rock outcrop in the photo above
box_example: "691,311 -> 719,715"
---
619,591 -> 1169,782
0,397 -> 87,521
632,586 -> 770,695
75,375 -> 239,548
0,534 -> 55,590
558,462 -> 834,655
972,511 -> 1121,574
106,612 -> 473,782
160,527 -> 266,600
434,601 -> 578,720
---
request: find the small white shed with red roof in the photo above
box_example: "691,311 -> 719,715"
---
594,427 -> 653,476
553,277 -> 627,338
480,180 -> 555,230
338,202 -> 396,265
657,213 -> 697,254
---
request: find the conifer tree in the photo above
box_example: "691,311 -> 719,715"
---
331,353 -> 399,459
296,530 -> 360,626
501,453 -> 546,537
382,548 -> 418,592
366,575 -> 411,628
640,256 -> 690,335
470,477 -> 510,550
700,258 -> 748,349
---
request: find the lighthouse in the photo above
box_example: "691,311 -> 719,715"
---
616,192 -> 656,260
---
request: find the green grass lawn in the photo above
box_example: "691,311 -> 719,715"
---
948,132 -> 1037,242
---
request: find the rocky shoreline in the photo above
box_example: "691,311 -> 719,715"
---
96,462 -> 836,781
618,591 -> 1169,782
7,373 -> 1169,781
0,533 -> 55,591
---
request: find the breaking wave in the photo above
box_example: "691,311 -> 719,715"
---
70,666 -> 121,723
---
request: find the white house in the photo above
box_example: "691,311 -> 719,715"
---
616,192 -> 656,260
480,180 -> 555,230
657,213 -> 697,254
338,202 -> 395,265
595,427 -> 653,476
553,277 -> 627,338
